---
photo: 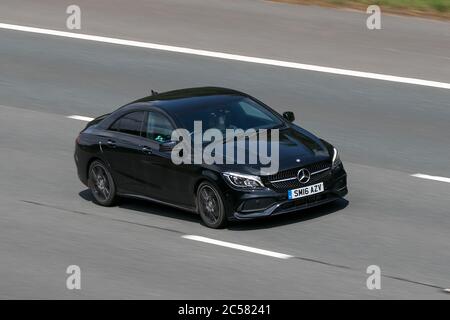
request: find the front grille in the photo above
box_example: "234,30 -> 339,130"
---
263,161 -> 331,192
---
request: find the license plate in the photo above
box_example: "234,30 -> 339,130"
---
288,182 -> 324,200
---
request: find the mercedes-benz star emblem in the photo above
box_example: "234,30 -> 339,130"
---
297,168 -> 311,184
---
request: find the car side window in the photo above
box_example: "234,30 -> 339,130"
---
109,111 -> 145,136
145,112 -> 174,143
109,118 -> 122,131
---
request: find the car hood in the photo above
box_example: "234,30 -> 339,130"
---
205,125 -> 331,176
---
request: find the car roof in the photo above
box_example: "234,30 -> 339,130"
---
120,87 -> 249,113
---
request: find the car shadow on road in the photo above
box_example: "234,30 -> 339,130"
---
78,189 -> 200,224
79,189 -> 348,229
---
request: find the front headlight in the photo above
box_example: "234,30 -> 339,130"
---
223,172 -> 265,189
332,147 -> 342,169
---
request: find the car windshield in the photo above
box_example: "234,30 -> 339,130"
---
173,96 -> 284,133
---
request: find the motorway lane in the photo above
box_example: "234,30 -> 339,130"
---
0,14 -> 449,298
1,29 -> 450,177
0,0 -> 449,82
0,104 -> 449,299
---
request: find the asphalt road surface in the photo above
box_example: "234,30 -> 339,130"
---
0,0 -> 449,299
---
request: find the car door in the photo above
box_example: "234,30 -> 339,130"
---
137,110 -> 194,206
99,111 -> 147,194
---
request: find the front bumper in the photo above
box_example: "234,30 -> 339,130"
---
225,165 -> 347,221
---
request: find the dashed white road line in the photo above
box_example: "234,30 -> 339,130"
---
411,173 -> 450,184
182,235 -> 293,259
1,22 -> 450,90
67,115 -> 94,122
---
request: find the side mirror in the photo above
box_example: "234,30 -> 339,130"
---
159,140 -> 177,152
282,111 -> 295,123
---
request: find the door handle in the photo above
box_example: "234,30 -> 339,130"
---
107,139 -> 116,148
142,146 -> 153,154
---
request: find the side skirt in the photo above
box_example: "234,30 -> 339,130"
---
117,192 -> 198,214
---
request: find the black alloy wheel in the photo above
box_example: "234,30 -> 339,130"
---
196,181 -> 227,229
88,160 -> 116,206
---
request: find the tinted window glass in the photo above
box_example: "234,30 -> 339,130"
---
145,112 -> 174,143
109,118 -> 121,131
109,112 -> 145,136
238,100 -> 273,122
173,96 -> 282,133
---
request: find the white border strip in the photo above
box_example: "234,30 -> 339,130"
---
182,235 -> 293,259
411,173 -> 450,184
67,115 -> 94,122
1,22 -> 449,90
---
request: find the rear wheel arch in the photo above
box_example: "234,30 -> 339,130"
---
86,157 -> 102,180
86,156 -> 113,180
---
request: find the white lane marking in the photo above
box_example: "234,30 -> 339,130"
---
411,173 -> 450,184
182,235 -> 293,259
1,22 -> 449,90
67,115 -> 94,122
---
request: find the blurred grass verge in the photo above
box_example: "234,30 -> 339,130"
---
270,0 -> 450,20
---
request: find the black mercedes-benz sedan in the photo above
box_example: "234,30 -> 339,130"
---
75,87 -> 347,228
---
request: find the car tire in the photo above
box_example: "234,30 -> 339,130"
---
196,181 -> 228,229
88,160 -> 117,206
